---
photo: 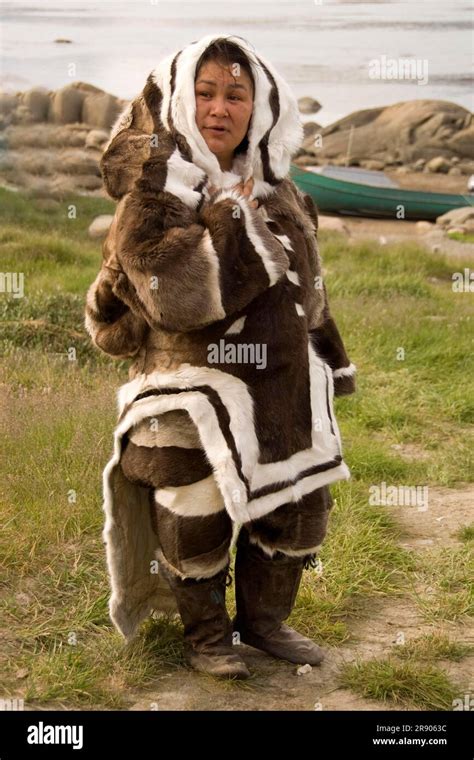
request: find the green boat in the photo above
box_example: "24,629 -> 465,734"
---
290,164 -> 474,221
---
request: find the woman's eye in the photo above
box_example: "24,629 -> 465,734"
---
229,95 -> 241,101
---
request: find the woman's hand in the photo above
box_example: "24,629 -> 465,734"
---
206,177 -> 259,209
233,177 -> 258,208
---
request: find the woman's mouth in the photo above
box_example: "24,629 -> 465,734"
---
206,126 -> 228,134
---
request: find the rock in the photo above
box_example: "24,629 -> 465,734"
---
302,132 -> 323,154
292,155 -> 320,167
85,129 -> 110,149
458,161 -> 474,175
48,84 -> 84,124
362,160 -> 385,171
303,121 -> 322,138
11,104 -> 35,125
318,215 -> 350,234
82,92 -> 122,129
425,156 -> 451,173
88,214 -> 114,239
314,101 -> 472,167
298,97 -> 321,115
436,206 -> 474,230
0,91 -> 18,116
19,87 -> 50,122
416,221 -> 434,234
448,166 -> 462,176
450,124 -> 474,159
413,158 -> 425,171
296,664 -> 313,676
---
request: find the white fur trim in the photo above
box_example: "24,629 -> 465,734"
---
154,475 -> 224,517
248,535 -> 323,559
164,147 -> 207,209
333,362 -> 357,379
286,269 -> 300,286
225,315 -> 247,335
274,234 -> 294,251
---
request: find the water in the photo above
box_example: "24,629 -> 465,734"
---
1,0 -> 472,126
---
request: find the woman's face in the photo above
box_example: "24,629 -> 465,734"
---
194,60 -> 254,171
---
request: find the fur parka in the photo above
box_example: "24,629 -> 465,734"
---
84,34 -> 356,641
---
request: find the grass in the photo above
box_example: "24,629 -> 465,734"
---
391,633 -> 472,662
457,524 -> 474,543
408,547 -> 474,622
1,188 -> 473,708
339,659 -> 462,710
447,230 -> 474,243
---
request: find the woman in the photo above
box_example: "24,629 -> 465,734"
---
85,34 -> 356,680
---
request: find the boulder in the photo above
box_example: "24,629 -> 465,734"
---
19,87 -> 50,122
318,215 -> 350,234
416,221 -> 434,235
436,207 -> 474,231
303,121 -> 322,137
298,100 -> 472,167
292,154 -> 320,167
0,91 -> 18,117
361,160 -> 385,171
48,84 -> 84,124
82,92 -> 122,129
425,156 -> 450,173
88,215 -> 114,239
298,97 -> 321,115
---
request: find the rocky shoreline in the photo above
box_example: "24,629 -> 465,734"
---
0,82 -> 473,200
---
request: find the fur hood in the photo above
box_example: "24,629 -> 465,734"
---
100,33 -> 304,206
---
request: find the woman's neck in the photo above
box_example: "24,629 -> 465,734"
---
217,153 -> 234,172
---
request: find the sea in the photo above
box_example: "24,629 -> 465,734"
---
1,0 -> 473,126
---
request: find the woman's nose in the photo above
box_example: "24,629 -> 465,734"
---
209,98 -> 228,117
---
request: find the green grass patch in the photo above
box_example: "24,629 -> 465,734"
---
339,658 -> 462,710
457,524 -> 474,543
408,547 -> 474,622
392,633 -> 472,662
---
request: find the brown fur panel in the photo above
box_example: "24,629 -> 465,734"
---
100,129 -> 153,200
119,440 -> 213,489
90,310 -> 148,359
84,265 -> 149,358
244,486 -> 333,554
334,374 -> 356,396
151,502 -> 233,576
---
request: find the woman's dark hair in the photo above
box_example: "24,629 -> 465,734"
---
194,36 -> 256,156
